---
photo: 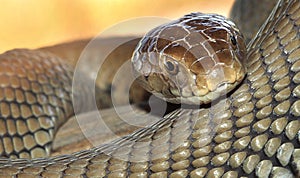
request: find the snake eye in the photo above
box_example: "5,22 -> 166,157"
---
164,60 -> 179,75
230,35 -> 237,46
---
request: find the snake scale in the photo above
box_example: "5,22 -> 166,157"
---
0,0 -> 299,177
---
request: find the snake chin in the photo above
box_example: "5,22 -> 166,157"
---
167,82 -> 240,105
142,75 -> 245,106
134,67 -> 246,106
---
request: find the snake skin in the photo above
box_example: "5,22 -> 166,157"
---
0,49 -> 74,159
132,13 -> 246,105
0,0 -> 299,177
230,0 -> 278,44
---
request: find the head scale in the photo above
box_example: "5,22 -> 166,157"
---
132,12 -> 246,105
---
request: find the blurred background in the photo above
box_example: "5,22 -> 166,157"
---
0,0 -> 235,53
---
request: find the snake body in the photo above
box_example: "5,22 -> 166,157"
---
230,0 -> 278,44
0,0 -> 299,177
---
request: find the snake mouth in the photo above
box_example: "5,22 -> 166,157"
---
198,80 -> 242,103
135,64 -> 245,106
165,80 -> 241,105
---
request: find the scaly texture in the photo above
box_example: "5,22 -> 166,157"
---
132,13 -> 247,105
230,0 -> 278,44
0,49 -> 74,159
0,0 -> 299,177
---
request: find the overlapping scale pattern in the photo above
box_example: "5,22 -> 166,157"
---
0,0 -> 298,177
0,49 -> 73,159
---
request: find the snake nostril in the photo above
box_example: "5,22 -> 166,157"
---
145,75 -> 149,81
230,35 -> 237,46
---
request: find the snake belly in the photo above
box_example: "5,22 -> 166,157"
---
0,0 -> 299,177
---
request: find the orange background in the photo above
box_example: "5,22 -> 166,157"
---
0,0 -> 235,53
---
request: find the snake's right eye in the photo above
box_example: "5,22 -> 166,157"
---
164,60 -> 179,75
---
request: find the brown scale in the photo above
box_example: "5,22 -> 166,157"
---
0,49 -> 93,159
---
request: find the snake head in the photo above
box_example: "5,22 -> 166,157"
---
132,13 -> 247,105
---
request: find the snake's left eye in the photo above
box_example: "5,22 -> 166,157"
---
164,60 -> 179,75
230,35 -> 237,46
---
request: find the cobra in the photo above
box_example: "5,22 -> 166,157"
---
131,13 -> 246,105
0,0 -> 298,177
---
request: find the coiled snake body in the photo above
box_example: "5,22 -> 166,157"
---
0,0 -> 299,177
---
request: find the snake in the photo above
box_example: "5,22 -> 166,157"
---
230,0 -> 278,44
0,0 -> 299,177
